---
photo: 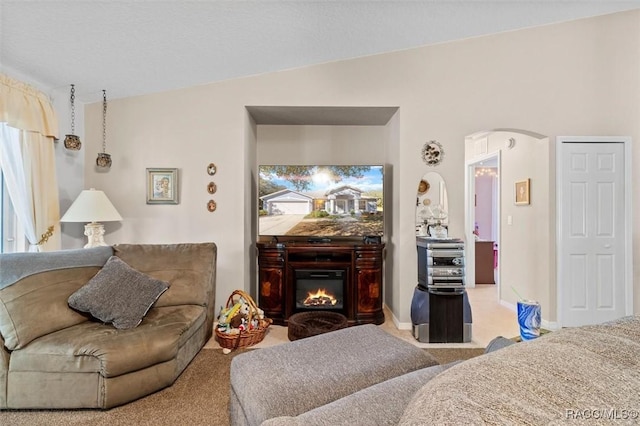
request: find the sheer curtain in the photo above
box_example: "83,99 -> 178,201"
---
0,73 -> 61,251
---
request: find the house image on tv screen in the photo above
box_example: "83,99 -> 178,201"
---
258,165 -> 384,237
261,186 -> 378,216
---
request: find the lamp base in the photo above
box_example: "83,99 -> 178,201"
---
84,222 -> 107,248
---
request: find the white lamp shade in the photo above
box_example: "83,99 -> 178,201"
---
60,188 -> 123,223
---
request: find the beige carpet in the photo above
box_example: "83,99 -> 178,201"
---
0,347 -> 484,426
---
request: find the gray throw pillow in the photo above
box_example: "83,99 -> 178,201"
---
68,255 -> 169,329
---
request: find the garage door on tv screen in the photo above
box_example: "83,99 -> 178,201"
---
258,165 -> 384,238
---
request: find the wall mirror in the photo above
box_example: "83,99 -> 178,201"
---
416,171 -> 448,237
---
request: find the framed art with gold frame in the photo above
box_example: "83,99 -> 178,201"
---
515,178 -> 530,205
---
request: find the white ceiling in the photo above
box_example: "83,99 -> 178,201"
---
2,1 -> 639,102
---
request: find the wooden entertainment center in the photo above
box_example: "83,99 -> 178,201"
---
256,240 -> 385,326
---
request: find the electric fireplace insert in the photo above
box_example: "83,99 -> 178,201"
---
294,269 -> 345,311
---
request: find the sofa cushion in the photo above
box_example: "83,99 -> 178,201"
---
68,256 -> 169,329
8,305 -> 205,378
262,361 -> 461,426
398,315 -> 640,425
113,243 -> 216,308
0,247 -> 113,350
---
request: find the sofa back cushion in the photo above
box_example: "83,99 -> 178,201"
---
112,243 -> 216,326
0,247 -> 113,350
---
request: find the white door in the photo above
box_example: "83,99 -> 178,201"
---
559,140 -> 628,326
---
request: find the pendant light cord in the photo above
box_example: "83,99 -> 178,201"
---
70,84 -> 76,134
102,89 -> 107,154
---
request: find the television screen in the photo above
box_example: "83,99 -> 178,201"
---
258,165 -> 384,238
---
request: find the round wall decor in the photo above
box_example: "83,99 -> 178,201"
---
421,140 -> 444,166
417,179 -> 430,194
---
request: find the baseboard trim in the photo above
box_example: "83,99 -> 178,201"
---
384,303 -> 412,330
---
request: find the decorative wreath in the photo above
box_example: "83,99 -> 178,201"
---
421,140 -> 444,166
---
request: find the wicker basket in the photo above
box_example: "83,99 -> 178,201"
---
215,289 -> 271,350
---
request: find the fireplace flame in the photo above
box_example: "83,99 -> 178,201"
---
303,288 -> 338,307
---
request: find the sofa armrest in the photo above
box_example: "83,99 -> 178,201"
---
0,333 -> 9,408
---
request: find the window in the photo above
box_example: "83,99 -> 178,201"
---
0,166 -> 26,253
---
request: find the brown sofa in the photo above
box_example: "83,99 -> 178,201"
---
0,242 -> 216,409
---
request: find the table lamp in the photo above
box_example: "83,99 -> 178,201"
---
60,188 -> 123,248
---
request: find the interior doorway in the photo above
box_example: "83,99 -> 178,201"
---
473,156 -> 498,285
466,151 -> 501,294
466,129 -> 554,327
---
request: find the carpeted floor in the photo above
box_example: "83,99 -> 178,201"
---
0,347 -> 484,426
421,347 -> 485,365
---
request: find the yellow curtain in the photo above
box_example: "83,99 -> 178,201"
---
0,73 -> 61,251
0,74 -> 58,137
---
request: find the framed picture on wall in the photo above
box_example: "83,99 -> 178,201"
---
147,168 -> 179,204
515,178 -> 530,205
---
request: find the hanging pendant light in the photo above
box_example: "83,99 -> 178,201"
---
63,84 -> 82,150
96,89 -> 112,168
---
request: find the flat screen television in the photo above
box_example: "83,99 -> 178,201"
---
258,165 -> 384,239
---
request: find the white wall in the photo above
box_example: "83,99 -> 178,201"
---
69,10 -> 640,325
257,125 -> 387,164
52,90 -> 86,249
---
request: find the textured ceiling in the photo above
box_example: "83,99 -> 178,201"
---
2,1 -> 639,102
